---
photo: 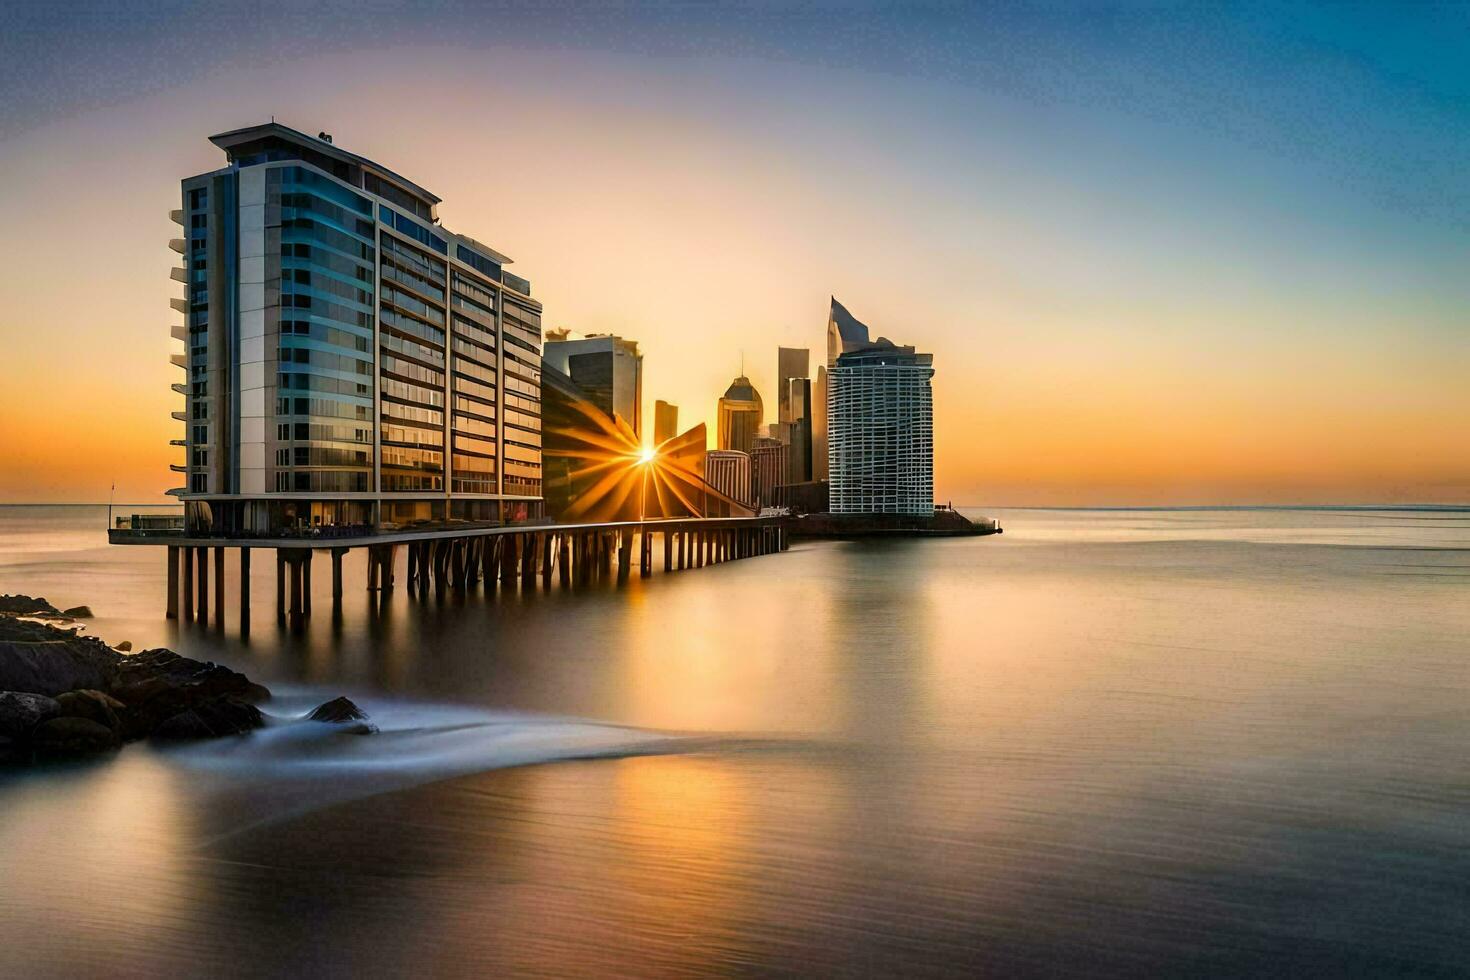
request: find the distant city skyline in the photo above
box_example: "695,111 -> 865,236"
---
1,2 -> 1466,505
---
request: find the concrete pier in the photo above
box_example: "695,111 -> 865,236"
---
119,517 -> 788,623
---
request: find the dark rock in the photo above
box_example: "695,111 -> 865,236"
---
308,696 -> 368,723
61,606 -> 94,619
0,594 -> 59,616
153,697 -> 264,740
114,640 -> 132,652
0,691 -> 61,738
0,616 -> 119,695
55,689 -> 125,734
32,716 -> 119,756
0,735 -> 23,764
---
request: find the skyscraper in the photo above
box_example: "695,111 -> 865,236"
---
826,311 -> 934,516
653,400 -> 679,446
173,122 -> 543,534
786,377 -> 814,483
541,333 -> 644,439
716,375 -> 763,454
705,450 -> 752,507
814,296 -> 873,481
777,347 -> 809,423
749,436 -> 789,509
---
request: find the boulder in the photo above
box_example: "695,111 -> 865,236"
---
55,689 -> 125,735
61,606 -> 94,619
114,641 -> 132,652
153,697 -> 264,740
0,595 -> 59,616
308,696 -> 369,723
0,617 -> 119,695
31,716 -> 119,756
0,691 -> 61,738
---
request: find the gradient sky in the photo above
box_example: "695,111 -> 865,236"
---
0,1 -> 1466,505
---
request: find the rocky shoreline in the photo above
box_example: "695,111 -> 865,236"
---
0,595 -> 365,764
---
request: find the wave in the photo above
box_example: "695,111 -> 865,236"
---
151,690 -> 778,847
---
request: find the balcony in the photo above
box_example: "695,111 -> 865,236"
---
170,352 -> 186,370
170,267 -> 187,283
169,463 -> 187,474
165,487 -> 186,498
170,438 -> 186,447
170,297 -> 187,314
170,209 -> 184,225
171,410 -> 187,422
171,382 -> 188,396
171,322 -> 187,342
169,238 -> 185,254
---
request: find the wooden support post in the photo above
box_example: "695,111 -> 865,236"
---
520,533 -> 536,587
541,534 -> 554,587
332,547 -> 346,600
302,550 -> 313,615
662,530 -> 672,572
239,548 -> 251,632
182,545 -> 194,621
641,528 -> 652,578
196,547 -> 209,621
166,545 -> 179,620
214,547 -> 226,628
482,538 -> 496,589
501,535 -> 519,589
617,529 -> 632,583
558,534 -> 571,588
287,554 -> 304,624
406,544 -> 418,593
275,550 -> 285,621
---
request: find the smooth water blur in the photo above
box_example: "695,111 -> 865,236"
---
1,505 -> 1468,976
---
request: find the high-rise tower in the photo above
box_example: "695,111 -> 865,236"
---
825,303 -> 934,516
716,375 -> 763,454
172,122 -> 543,533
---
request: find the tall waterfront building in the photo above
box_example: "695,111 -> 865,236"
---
749,436 -> 789,509
786,377 -> 814,483
716,375 -> 763,454
705,450 -> 753,507
653,400 -> 679,446
777,347 -> 809,423
173,122 -> 543,533
826,309 -> 934,516
542,332 -> 643,439
814,297 -> 874,481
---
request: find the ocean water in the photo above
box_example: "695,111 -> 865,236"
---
1,505 -> 1468,977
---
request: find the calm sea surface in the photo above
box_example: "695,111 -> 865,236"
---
1,505 -> 1468,977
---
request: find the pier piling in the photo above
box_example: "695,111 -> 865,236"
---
166,545 -> 179,620
239,548 -> 251,632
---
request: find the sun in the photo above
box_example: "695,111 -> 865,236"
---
639,446 -> 656,464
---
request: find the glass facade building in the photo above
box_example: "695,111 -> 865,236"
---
827,340 -> 935,517
172,123 -> 543,534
